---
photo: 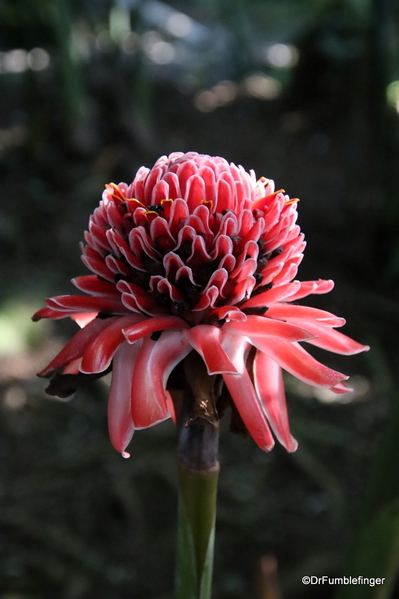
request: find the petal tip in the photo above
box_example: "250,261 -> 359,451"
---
262,440 -> 276,452
37,369 -> 51,378
331,382 -> 354,394
286,438 -> 298,452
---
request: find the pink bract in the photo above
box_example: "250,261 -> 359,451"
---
33,152 -> 369,456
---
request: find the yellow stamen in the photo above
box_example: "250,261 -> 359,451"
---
285,198 -> 300,205
201,199 -> 213,211
126,198 -> 145,207
105,183 -> 127,202
105,182 -> 124,195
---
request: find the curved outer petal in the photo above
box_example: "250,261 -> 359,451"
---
32,307 -> 76,321
38,317 -> 118,377
123,315 -> 189,343
240,281 -> 301,309
222,370 -> 275,452
72,275 -> 121,298
296,321 -> 369,355
46,295 -> 126,314
253,351 -> 298,452
131,330 -> 192,429
222,315 -> 314,342
266,304 -> 345,324
62,357 -> 82,375
108,342 -> 141,456
185,325 -> 239,375
287,279 -> 334,302
80,314 -> 146,374
220,332 -> 250,373
250,337 -> 349,388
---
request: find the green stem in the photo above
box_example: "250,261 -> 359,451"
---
174,352 -> 221,599
175,463 -> 219,599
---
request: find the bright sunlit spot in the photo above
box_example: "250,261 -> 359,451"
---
166,13 -> 193,37
2,49 -> 28,73
0,48 -> 50,75
142,30 -> 176,64
194,80 -> 237,112
244,73 -> 281,100
150,41 -> 175,64
27,48 -> 50,71
387,80 -> 399,113
263,43 -> 299,68
213,80 -> 237,103
194,90 -> 218,112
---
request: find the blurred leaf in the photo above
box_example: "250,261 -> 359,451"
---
52,0 -> 85,123
0,301 -> 50,356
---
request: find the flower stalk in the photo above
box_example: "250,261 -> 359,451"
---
175,463 -> 219,599
175,352 -> 220,599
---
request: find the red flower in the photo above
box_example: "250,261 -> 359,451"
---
33,152 -> 369,456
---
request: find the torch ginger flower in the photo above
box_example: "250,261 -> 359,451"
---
33,152 -> 369,456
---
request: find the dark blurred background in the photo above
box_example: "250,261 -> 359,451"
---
1,0 -> 399,598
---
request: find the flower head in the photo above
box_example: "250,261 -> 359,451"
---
33,152 -> 369,456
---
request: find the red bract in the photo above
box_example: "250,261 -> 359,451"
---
33,152 -> 369,456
